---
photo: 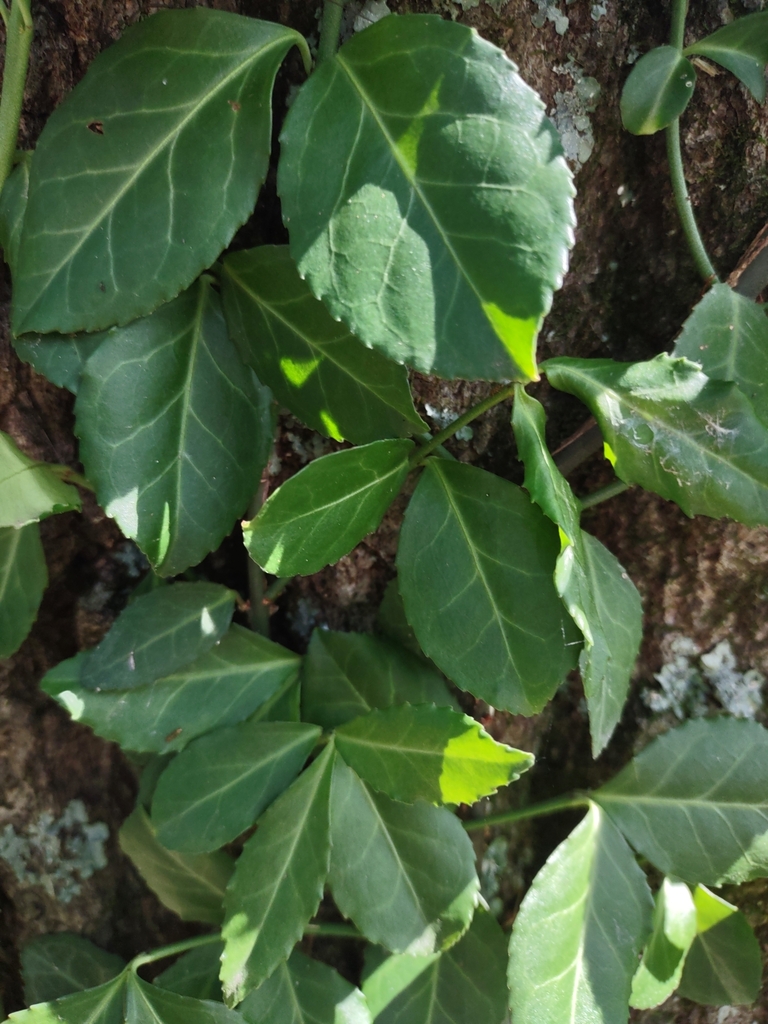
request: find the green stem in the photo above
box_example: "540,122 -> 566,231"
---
263,576 -> 291,602
49,464 -> 95,493
669,0 -> 688,51
411,383 -> 517,467
246,480 -> 271,636
304,922 -> 363,939
317,0 -> 345,66
0,0 -> 33,195
579,479 -> 630,511
666,120 -> 718,284
463,794 -> 590,832
130,933 -> 222,971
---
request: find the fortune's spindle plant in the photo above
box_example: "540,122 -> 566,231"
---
1,0 -> 768,1021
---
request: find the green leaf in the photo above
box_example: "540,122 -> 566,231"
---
127,973 -> 244,1024
152,721 -> 321,853
512,387 -> 642,754
8,975 -> 126,1024
508,803 -> 653,1024
302,629 -> 457,731
335,703 -> 533,805
685,12 -> 768,103
251,675 -> 302,724
363,911 -> 508,1024
119,806 -> 234,925
220,743 -> 334,1004
239,951 -> 371,1024
677,885 -> 762,1006
21,934 -> 125,1005
222,246 -> 425,444
329,756 -> 479,953
75,277 -> 272,576
14,332 -> 107,394
12,9 -> 309,336
630,878 -> 697,1010
44,625 -> 298,753
594,717 -> 768,885
279,14 -> 574,382
673,282 -> 768,425
397,458 -> 579,716
79,582 -> 234,692
0,153 -> 30,273
620,46 -> 697,135
0,430 -> 80,528
376,578 -> 425,660
244,440 -> 413,577
155,943 -> 224,1003
544,353 -> 768,527
0,524 -> 47,659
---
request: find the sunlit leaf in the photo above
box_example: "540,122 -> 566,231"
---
685,12 -> 768,102
630,878 -> 697,1010
21,934 -> 125,1005
0,524 -> 47,659
0,430 -> 80,528
620,46 -> 696,135
7,975 -> 126,1024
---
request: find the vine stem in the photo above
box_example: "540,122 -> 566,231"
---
130,933 -> 222,971
579,479 -> 630,511
0,0 -> 33,194
246,470 -> 271,636
317,0 -> 345,66
410,382 -> 517,467
304,922 -> 362,939
462,794 -> 590,832
670,0 -> 688,50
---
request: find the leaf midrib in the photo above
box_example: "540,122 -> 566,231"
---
597,792 -> 768,812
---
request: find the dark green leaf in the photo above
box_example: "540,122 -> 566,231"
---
620,46 -> 696,135
154,943 -> 224,1002
594,717 -> 768,885
76,277 -> 272,576
279,14 -> 574,382
14,332 -> 107,394
7,975 -> 126,1024
127,973 -> 244,1024
152,721 -> 321,853
301,629 -> 456,731
221,744 -> 334,1004
119,806 -> 234,925
630,878 -> 697,1010
0,430 -> 80,528
222,246 -> 425,444
0,153 -> 30,273
329,756 -> 478,953
685,12 -> 768,102
0,524 -> 47,659
397,458 -> 579,715
21,934 -> 125,1005
244,440 -> 413,577
544,354 -> 768,527
239,951 -> 371,1024
250,674 -> 302,724
376,578 -> 425,660
508,803 -> 653,1023
12,9 -> 309,335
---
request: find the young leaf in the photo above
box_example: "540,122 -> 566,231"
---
152,721 -> 321,853
397,459 -> 580,716
335,703 -> 533,805
0,153 -> 30,273
44,625 -> 298,753
0,524 -> 47,659
154,943 -> 224,1002
222,246 -> 425,444
329,756 -> 479,953
301,629 -> 457,731
21,934 -> 125,1005
0,430 -> 80,528
76,277 -> 272,576
244,439 -> 413,577
127,973 -> 244,1024
685,12 -> 768,103
11,9 -> 309,335
119,806 -> 234,925
14,332 -> 107,394
630,878 -> 697,1010
220,744 -> 334,1004
677,885 -> 762,1006
513,387 -> 642,755
239,951 -> 371,1024
620,46 -> 697,135
544,354 -> 768,527
594,717 -> 768,885
673,282 -> 768,425
279,14 -> 574,382
508,803 -> 653,1024
7,975 -> 126,1024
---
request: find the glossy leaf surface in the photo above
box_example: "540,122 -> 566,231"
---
686,12 -> 768,102
239,951 -> 371,1024
0,430 -> 80,528
12,9 -> 309,335
21,934 -> 125,1005
508,803 -> 652,1024
222,246 -> 425,444
545,354 -> 768,527
630,878 -> 697,1010
595,717 -> 768,884
245,439 -> 413,576
0,524 -> 47,659
8,976 -> 126,1024
620,46 -> 696,135
329,757 -> 478,953
397,458 -> 579,715
279,14 -> 574,382
76,278 -> 271,576
127,973 -> 244,1024
154,943 -> 224,1002
0,154 -> 30,273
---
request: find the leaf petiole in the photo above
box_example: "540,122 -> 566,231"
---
317,0 -> 346,66
129,932 -> 223,972
0,0 -> 34,193
463,793 -> 590,832
579,479 -> 630,511
410,382 -> 517,467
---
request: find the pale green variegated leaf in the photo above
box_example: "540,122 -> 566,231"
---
12,9 -> 309,335
14,332 -> 107,394
279,14 -> 574,382
127,973 -> 244,1024
685,12 -> 768,102
335,703 -> 533,805
301,629 -> 457,731
594,717 -> 768,885
0,524 -> 47,659
76,277 -> 272,576
630,878 -> 697,1011
152,721 -> 321,853
397,458 -> 579,715
508,803 -> 653,1024
239,951 -> 371,1024
221,744 -> 334,1004
329,756 -> 479,953
119,806 -> 234,925
155,943 -> 224,1002
544,354 -> 768,527
222,246 -> 425,444
0,153 -> 30,273
0,430 -> 80,528
620,46 -> 696,135
8,975 -> 126,1024
21,934 -> 125,1005
245,440 -> 413,577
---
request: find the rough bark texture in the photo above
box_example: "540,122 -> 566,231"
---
1,0 -> 768,1019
